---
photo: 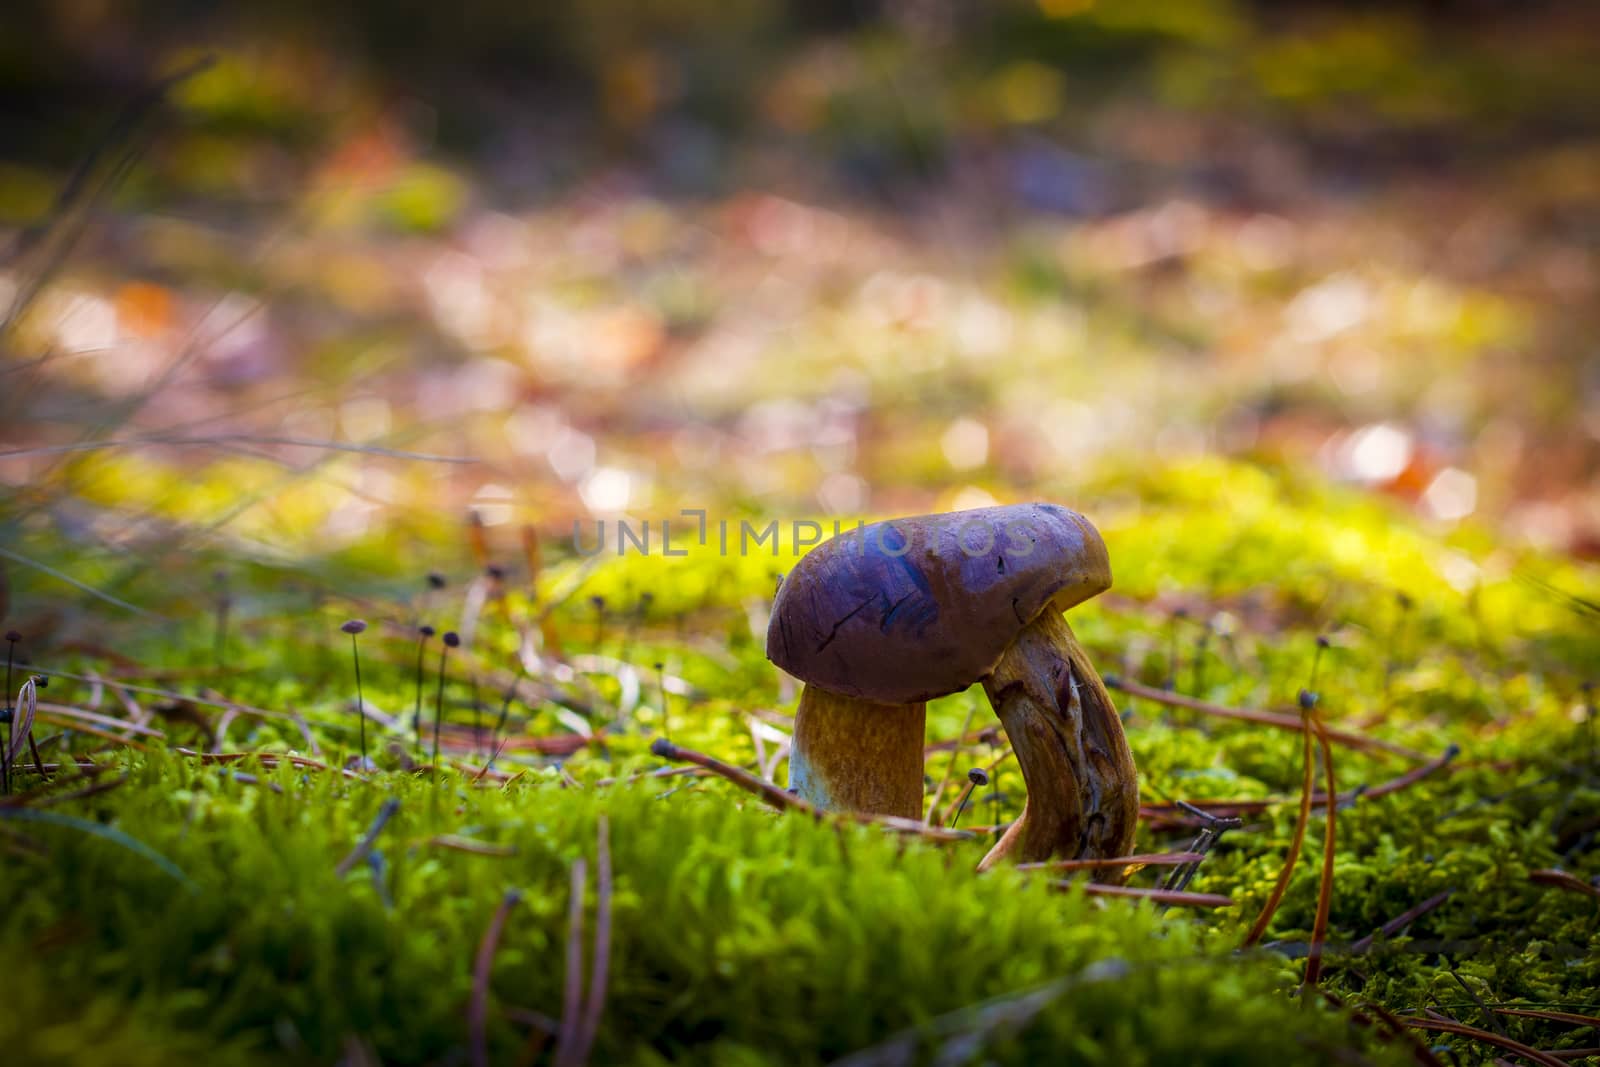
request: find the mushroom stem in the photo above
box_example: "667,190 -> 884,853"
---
788,685 -> 927,819
977,611 -> 1138,878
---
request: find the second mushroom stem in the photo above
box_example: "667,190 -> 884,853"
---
977,611 -> 1139,879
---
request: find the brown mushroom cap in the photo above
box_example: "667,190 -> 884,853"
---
766,503 -> 1110,703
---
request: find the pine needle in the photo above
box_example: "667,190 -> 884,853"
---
1528,868 -> 1600,902
1105,675 -> 1426,761
1241,703 -> 1317,948
1055,882 -> 1233,908
1396,1015 -> 1566,1067
649,738 -> 973,843
1016,851 -> 1203,873
470,888 -> 522,1067
572,816 -> 612,1066
553,857 -> 588,1067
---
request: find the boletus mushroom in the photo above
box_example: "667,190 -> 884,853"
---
766,503 -> 1138,873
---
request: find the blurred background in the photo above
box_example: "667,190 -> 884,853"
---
2,0 -> 1598,598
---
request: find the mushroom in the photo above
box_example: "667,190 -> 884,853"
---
766,503 -> 1138,872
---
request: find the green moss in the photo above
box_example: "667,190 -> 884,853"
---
3,755 -> 1415,1066
3,458 -> 1596,1064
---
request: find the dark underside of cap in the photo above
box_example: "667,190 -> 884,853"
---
765,503 -> 1110,703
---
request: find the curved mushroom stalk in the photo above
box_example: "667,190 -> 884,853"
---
977,611 -> 1138,879
788,685 -> 927,819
